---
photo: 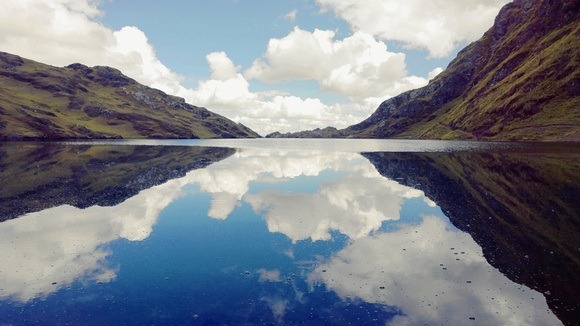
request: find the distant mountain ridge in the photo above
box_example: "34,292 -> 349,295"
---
0,52 -> 259,140
268,0 -> 580,141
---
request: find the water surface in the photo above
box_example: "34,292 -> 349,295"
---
0,139 -> 578,325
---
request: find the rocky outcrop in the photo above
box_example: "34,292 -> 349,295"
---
0,52 -> 260,140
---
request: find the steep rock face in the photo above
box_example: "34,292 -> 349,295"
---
348,0 -> 579,141
0,52 -> 259,140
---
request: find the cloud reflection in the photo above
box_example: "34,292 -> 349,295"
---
245,167 -> 424,242
0,148 -> 430,302
309,215 -> 561,325
257,269 -> 282,282
0,166 -> 194,301
184,148 -> 428,242
0,146 -> 562,325
187,149 -> 365,220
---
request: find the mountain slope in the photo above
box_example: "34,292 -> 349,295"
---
269,0 -> 580,141
0,52 -> 259,140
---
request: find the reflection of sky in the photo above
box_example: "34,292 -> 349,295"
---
0,147 -> 561,325
0,170 -> 191,301
309,215 -> 561,325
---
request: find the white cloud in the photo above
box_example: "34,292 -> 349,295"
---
0,0 -> 451,135
309,215 -> 561,325
284,9 -> 297,22
180,52 -> 376,134
316,0 -> 510,58
428,67 -> 444,80
245,28 -> 428,101
206,51 -> 240,81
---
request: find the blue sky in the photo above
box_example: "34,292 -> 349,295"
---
98,0 -> 451,84
0,0 -> 509,135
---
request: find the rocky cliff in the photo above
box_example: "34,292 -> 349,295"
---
268,0 -> 579,141
0,52 -> 259,140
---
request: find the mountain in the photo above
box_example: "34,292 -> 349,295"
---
363,147 -> 580,325
268,0 -> 580,141
0,52 -> 259,140
0,143 -> 234,221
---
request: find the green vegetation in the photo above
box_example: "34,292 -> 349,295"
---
0,52 -> 259,140
366,0 -> 580,141
270,0 -> 579,141
414,23 -> 580,141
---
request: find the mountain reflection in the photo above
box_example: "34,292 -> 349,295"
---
0,142 -> 575,325
0,143 -> 234,221
0,144 -> 234,301
363,151 -> 579,324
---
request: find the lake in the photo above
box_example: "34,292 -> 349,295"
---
0,139 -> 578,325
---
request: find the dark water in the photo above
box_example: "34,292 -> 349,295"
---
0,140 -> 578,325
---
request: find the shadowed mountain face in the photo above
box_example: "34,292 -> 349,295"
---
0,144 -> 234,221
363,149 -> 580,324
268,0 -> 579,141
0,52 -> 259,140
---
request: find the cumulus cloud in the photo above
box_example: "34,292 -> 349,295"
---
245,28 -> 428,101
0,0 -> 448,135
428,67 -> 444,80
207,51 -> 241,81
0,0 -> 186,96
309,215 -> 560,325
316,0 -> 510,58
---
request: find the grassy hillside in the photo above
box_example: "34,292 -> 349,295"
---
0,52 -> 259,140
349,0 -> 580,141
399,4 -> 580,140
268,0 -> 579,141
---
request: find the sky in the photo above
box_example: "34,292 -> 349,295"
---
0,0 -> 510,135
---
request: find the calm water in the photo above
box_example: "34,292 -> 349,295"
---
0,139 -> 578,325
